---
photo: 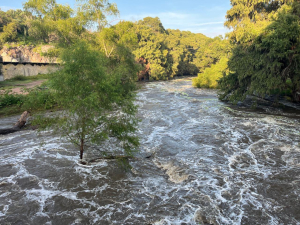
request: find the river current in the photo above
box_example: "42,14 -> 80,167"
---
0,78 -> 300,225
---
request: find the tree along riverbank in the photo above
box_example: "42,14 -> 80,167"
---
1,77 -> 299,224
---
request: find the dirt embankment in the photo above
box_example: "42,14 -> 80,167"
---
1,80 -> 46,95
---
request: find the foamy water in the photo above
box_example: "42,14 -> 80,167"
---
0,77 -> 300,224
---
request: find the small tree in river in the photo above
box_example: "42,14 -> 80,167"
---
42,41 -> 139,160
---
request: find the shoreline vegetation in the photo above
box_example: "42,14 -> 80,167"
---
193,1 -> 300,105
0,1 -> 298,104
0,0 -> 300,159
0,5 -> 229,82
0,74 -> 197,118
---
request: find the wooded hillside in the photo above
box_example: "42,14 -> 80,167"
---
0,2 -> 227,81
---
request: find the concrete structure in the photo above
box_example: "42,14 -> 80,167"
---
0,62 -> 60,80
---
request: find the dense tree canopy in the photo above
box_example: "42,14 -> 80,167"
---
133,17 -> 172,81
24,0 -> 85,46
193,56 -> 229,89
219,0 -> 300,102
132,17 -> 229,81
0,4 -> 226,81
166,29 -> 208,77
0,9 -> 30,44
225,0 -> 294,44
76,0 -> 119,31
192,35 -> 231,89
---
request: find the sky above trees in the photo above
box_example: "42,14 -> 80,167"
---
0,0 -> 230,37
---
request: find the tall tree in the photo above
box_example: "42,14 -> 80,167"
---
40,41 -> 139,160
165,29 -> 208,77
219,1 -> 300,102
225,0 -> 293,44
97,21 -> 138,58
76,0 -> 119,31
24,0 -> 83,45
0,9 -> 31,44
133,17 -> 172,81
193,56 -> 229,89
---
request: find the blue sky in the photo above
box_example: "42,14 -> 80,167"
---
0,0 -> 231,37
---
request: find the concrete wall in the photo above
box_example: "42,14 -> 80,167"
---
1,64 -> 60,80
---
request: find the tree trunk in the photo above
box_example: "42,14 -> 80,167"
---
0,111 -> 30,135
80,138 -> 84,160
292,89 -> 300,102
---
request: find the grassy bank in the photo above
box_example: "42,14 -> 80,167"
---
0,74 -> 57,117
0,74 -> 50,90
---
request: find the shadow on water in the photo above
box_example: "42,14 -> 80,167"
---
0,77 -> 300,224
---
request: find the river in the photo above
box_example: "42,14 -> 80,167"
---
0,77 -> 300,225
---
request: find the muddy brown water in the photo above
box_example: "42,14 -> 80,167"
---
0,78 -> 300,225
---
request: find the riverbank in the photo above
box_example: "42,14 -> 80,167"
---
0,74 -> 55,117
0,77 -> 299,224
1,75 -> 300,119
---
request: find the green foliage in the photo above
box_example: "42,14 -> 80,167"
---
225,0 -> 293,44
132,18 -> 229,81
0,91 -> 23,108
194,36 -> 231,73
11,75 -> 27,81
138,17 -> 166,33
21,0 -> 120,48
76,0 -> 119,31
40,41 -> 139,159
97,21 -> 138,57
40,47 -> 60,58
0,86 -> 57,118
149,63 -> 168,81
23,0 -> 82,46
0,0 -> 233,95
133,17 -> 172,81
219,1 -> 300,102
1,1 -> 229,82
27,19 -> 53,43
0,86 -> 56,112
165,29 -> 209,76
0,22 -> 18,43
0,9 -> 31,44
22,86 -> 57,111
193,57 -> 229,89
24,0 -> 57,17
0,74 -> 50,90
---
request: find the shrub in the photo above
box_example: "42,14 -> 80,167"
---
193,57 -> 229,89
0,91 -> 23,108
22,87 -> 57,111
11,75 -> 27,81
